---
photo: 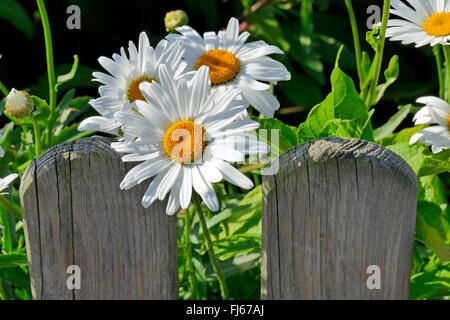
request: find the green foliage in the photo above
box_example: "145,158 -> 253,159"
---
0,0 -> 449,301
373,104 -> 411,141
0,0 -> 34,38
297,57 -> 373,143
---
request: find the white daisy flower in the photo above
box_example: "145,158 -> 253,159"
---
78,32 -> 186,136
0,173 -> 18,195
410,96 -> 450,153
112,65 -> 269,215
0,133 -> 4,158
167,17 -> 291,117
386,0 -> 450,47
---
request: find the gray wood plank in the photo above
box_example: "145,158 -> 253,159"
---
262,137 -> 417,300
20,137 -> 178,300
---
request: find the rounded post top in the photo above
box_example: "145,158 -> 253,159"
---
265,137 -> 417,188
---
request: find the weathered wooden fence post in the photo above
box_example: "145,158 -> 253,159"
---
262,137 -> 417,300
19,137 -> 178,300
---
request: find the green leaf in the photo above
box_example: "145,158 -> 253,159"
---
361,51 -> 372,83
297,94 -> 334,142
30,96 -> 50,120
0,206 -> 12,254
378,125 -> 427,146
0,0 -> 34,38
416,201 -> 450,261
374,104 -> 412,141
388,143 -> 450,177
53,124 -> 93,146
207,204 -> 253,230
410,264 -> 450,300
257,118 -> 298,155
56,89 -> 76,112
318,118 -> 365,138
55,55 -> 79,91
366,27 -> 380,51
297,63 -> 373,142
0,267 -> 30,290
0,254 -> 28,268
213,234 -> 261,261
200,186 -> 263,240
375,55 -> 399,103
54,96 -> 91,136
205,253 -> 261,280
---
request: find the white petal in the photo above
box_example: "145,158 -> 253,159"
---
166,180 -> 181,215
78,116 -> 121,135
240,86 -> 280,117
237,42 -> 284,61
120,157 -> 171,190
121,151 -> 161,162
156,162 -> 182,201
410,125 -> 450,152
0,173 -> 19,192
179,166 -> 193,209
192,166 -> 219,212
210,158 -> 254,190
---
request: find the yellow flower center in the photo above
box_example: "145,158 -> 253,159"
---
447,114 -> 450,131
163,120 -> 206,164
195,49 -> 240,85
423,12 -> 450,37
127,76 -> 154,103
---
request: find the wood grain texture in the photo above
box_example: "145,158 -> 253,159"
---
261,137 -> 417,300
19,137 -> 178,300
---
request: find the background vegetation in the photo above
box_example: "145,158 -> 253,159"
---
0,0 -> 449,300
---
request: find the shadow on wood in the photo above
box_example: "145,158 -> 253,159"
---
261,137 -> 417,300
19,137 -> 178,300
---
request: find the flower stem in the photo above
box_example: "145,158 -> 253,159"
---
443,45 -> 450,103
32,118 -> 42,157
0,81 -> 8,97
36,0 -> 57,146
0,195 -> 22,220
0,280 -> 7,300
345,0 -> 363,88
365,0 -> 391,107
192,193 -> 229,300
433,45 -> 445,100
183,207 -> 199,300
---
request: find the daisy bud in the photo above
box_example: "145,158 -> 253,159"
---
164,10 -> 189,33
5,88 -> 34,119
